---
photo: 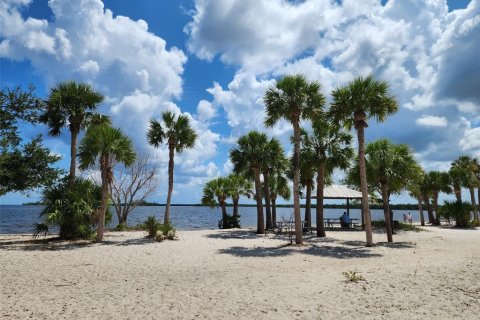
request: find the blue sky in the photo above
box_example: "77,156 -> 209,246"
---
1,0 -> 479,205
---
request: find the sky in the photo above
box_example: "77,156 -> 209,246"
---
1,0 -> 479,205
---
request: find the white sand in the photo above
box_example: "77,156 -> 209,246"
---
1,227 -> 479,320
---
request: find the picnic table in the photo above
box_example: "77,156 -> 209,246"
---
275,220 -> 310,234
324,218 -> 359,229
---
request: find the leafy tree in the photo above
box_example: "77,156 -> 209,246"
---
1,86 -> 61,195
264,75 -> 325,244
423,171 -> 451,225
330,75 -> 398,246
147,111 -> 197,224
79,124 -> 136,242
439,201 -> 472,228
40,81 -> 104,188
303,120 -> 353,237
230,131 -> 269,234
451,156 -> 479,224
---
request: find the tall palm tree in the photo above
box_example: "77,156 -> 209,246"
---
201,177 -> 230,227
40,81 -> 104,188
451,156 -> 479,224
226,174 -> 253,219
78,124 -> 135,242
230,131 -> 269,234
262,138 -> 286,230
329,75 -> 398,246
264,75 -> 325,244
147,111 -> 197,224
303,119 -> 353,237
269,172 -> 291,226
298,145 -> 316,229
423,171 -> 451,225
363,140 -> 417,242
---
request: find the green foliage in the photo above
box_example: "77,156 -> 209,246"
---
37,177 -> 106,239
219,214 -> 241,229
342,270 -> 365,283
142,216 -> 177,240
0,86 -> 61,195
370,220 -> 423,232
439,201 -> 472,228
147,111 -> 197,152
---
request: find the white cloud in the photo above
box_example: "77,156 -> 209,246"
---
196,100 -> 216,121
415,115 -> 448,127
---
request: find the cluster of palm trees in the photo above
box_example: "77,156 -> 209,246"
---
40,81 -> 197,242
408,156 -> 480,227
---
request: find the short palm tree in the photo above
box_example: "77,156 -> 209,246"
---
329,75 -> 398,246
264,75 -> 325,244
40,81 -> 104,188
407,165 -> 426,226
147,111 -> 197,224
226,174 -> 253,219
269,172 -> 291,225
423,171 -> 451,225
451,156 -> 479,224
262,138 -> 286,229
303,119 -> 353,237
363,139 -> 417,242
230,131 -> 269,234
78,124 -> 135,242
201,177 -> 230,227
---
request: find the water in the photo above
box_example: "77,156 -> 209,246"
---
0,205 -> 420,234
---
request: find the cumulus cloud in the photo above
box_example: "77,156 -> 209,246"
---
0,0 -> 221,201
415,115 -> 448,127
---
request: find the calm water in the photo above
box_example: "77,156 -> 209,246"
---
0,205 -> 420,234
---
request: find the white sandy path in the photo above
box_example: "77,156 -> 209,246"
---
1,227 -> 479,320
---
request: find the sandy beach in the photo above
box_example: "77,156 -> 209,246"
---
1,227 -> 479,320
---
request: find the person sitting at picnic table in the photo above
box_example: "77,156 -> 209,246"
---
340,212 -> 351,229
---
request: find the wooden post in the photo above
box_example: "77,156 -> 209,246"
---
346,198 -> 350,215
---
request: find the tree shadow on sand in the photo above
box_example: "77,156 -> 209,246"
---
204,229 -> 260,240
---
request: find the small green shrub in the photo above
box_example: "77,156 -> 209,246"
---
439,201 -> 472,228
218,214 -> 240,229
371,220 -> 422,232
142,216 -> 176,240
144,216 -> 161,238
342,270 -> 365,283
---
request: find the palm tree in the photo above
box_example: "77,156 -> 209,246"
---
78,124 -> 135,242
262,138 -> 287,230
298,145 -> 316,229
329,75 -> 398,246
201,177 -> 230,227
423,171 -> 451,225
226,174 -> 253,220
451,156 -> 479,224
407,165 -> 426,226
147,111 -> 197,224
303,119 -> 353,237
40,81 -> 104,188
363,140 -> 417,242
230,131 -> 269,234
264,75 -> 325,244
269,172 -> 291,226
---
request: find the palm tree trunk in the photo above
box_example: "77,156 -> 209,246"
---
417,196 -> 425,226
220,199 -> 228,228
423,195 -> 434,224
454,187 -> 462,202
263,171 -> 273,230
233,198 -> 239,218
271,197 -> 277,226
381,182 -> 393,242
68,129 -> 78,189
357,125 -> 373,246
292,120 -> 303,245
433,193 -> 440,226
305,181 -> 312,228
469,187 -> 479,224
316,162 -> 326,237
253,167 -> 264,234
477,188 -> 480,213
96,156 -> 109,242
165,144 -> 175,224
